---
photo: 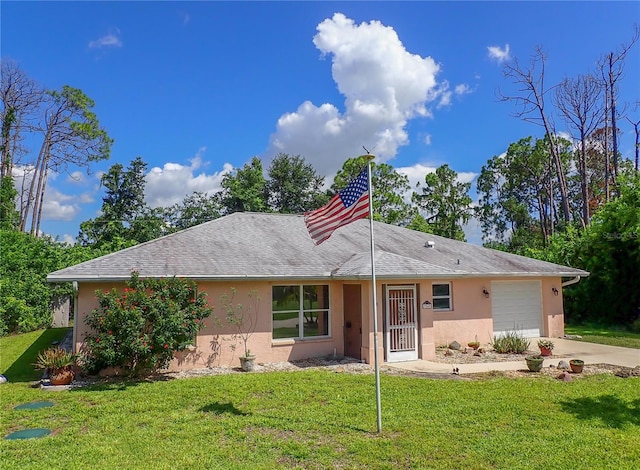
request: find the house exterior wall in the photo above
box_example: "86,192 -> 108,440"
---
73,275 -> 566,371
74,279 -> 346,372
423,276 -> 565,351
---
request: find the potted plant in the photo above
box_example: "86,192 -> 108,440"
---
34,347 -> 77,385
220,288 -> 260,372
537,339 -> 554,356
468,335 -> 480,350
569,359 -> 584,373
525,355 -> 544,372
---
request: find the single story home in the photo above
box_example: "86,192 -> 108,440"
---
47,212 -> 589,370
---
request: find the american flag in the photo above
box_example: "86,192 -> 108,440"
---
304,168 -> 370,245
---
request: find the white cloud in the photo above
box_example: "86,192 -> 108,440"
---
267,13 -> 443,176
487,44 -> 510,63
145,148 -> 233,208
89,29 -> 122,49
12,166 -> 85,222
423,134 -> 432,146
455,83 -> 472,96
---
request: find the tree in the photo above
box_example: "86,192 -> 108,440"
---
0,230 -> 100,335
555,74 -> 604,226
164,191 -> 221,231
21,85 -> 112,235
0,58 -> 43,181
219,157 -> 268,214
0,107 -> 19,230
83,273 -> 214,376
597,26 -> 639,182
78,157 -> 163,250
266,153 -> 328,213
476,136 -> 574,248
568,172 -> 640,325
332,156 -> 414,226
412,164 -> 472,241
499,47 -> 572,224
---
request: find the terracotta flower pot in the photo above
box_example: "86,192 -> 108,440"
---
539,346 -> 553,357
569,360 -> 584,374
49,369 -> 74,385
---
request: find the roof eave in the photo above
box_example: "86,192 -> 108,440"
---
49,270 -> 589,283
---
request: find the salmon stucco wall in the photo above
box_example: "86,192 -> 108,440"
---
541,277 -> 565,338
74,279 -> 346,372
423,278 -> 494,349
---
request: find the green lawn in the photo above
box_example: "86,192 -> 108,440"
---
1,331 -> 639,469
0,328 -> 70,382
565,324 -> 640,349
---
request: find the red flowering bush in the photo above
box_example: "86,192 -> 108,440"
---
83,272 -> 213,376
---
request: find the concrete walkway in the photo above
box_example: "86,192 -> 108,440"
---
387,338 -> 640,375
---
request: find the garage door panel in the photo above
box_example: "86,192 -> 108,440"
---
491,281 -> 542,338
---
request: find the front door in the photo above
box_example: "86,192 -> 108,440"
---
385,285 -> 418,362
343,284 -> 362,360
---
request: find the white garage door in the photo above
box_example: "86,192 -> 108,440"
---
491,280 -> 542,338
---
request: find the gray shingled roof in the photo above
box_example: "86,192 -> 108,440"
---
47,212 -> 589,282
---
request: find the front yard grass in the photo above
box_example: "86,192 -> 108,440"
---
1,329 -> 638,469
0,328 -> 70,382
1,371 -> 639,469
565,324 -> 640,349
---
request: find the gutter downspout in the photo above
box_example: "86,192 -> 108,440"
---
561,276 -> 581,288
72,281 -> 78,354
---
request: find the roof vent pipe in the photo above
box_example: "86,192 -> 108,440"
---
425,240 -> 435,248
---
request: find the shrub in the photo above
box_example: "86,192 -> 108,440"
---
82,272 -> 214,376
491,330 -> 530,354
34,347 -> 77,374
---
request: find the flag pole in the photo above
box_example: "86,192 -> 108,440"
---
365,154 -> 382,433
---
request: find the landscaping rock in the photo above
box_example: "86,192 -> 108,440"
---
557,371 -> 572,382
0,375 -> 7,384
563,334 -> 582,340
449,341 -> 461,350
557,360 -> 570,370
614,365 -> 640,378
473,351 -> 482,357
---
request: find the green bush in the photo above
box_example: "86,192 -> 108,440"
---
82,272 -> 214,376
491,330 -> 530,354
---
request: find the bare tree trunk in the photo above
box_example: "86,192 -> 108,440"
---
627,116 -> 639,174
19,140 -> 46,231
29,141 -> 50,235
33,165 -> 49,236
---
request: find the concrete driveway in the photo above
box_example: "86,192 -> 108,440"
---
387,338 -> 640,375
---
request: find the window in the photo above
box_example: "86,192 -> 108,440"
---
432,283 -> 451,310
272,285 -> 330,339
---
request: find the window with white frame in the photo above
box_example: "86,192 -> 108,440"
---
432,283 -> 452,310
272,285 -> 330,339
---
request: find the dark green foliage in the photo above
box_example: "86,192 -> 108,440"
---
0,230 -> 104,336
0,231 -> 68,335
332,156 -> 414,226
523,173 -> 640,326
82,273 -> 214,375
570,173 -> 640,325
78,157 -> 166,250
219,156 -> 268,214
164,191 -> 222,230
412,164 -> 472,240
267,153 -> 328,213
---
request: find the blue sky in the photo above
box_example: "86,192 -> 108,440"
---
2,1 -> 639,244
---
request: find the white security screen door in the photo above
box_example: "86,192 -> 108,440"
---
385,285 -> 418,362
